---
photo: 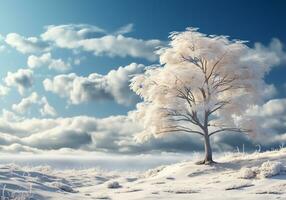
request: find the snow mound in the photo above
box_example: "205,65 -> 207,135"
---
238,167 -> 256,179
238,161 -> 285,179
259,161 -> 284,178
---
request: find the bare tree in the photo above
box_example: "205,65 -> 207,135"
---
130,28 -> 268,164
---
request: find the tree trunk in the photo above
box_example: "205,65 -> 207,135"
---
203,135 -> 213,164
196,132 -> 215,165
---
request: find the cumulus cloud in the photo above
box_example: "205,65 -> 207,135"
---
43,63 -> 145,105
194,98 -> 286,152
250,99 -> 286,117
224,98 -> 286,148
39,96 -> 57,117
4,69 -> 33,95
27,53 -> 71,72
41,24 -> 162,61
252,38 -> 286,68
262,84 -> 277,99
0,98 -> 285,154
0,28 -> 285,155
0,113 -> 202,154
12,92 -> 57,117
5,33 -> 50,54
0,99 -> 285,154
1,109 -> 23,122
0,102 -> 285,154
12,92 -> 39,114
0,115 -> 136,151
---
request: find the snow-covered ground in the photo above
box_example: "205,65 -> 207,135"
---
1,148 -> 286,200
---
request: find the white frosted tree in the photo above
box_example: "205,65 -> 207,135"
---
130,28 -> 269,164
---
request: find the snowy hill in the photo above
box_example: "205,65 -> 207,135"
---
1,148 -> 286,200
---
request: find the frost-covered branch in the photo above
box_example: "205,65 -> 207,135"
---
209,127 -> 250,137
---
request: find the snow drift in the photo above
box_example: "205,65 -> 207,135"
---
1,148 -> 286,200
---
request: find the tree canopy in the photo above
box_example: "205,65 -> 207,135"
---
130,28 -> 269,149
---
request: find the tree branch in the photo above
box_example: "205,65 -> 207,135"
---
209,127 -> 250,137
157,125 -> 204,136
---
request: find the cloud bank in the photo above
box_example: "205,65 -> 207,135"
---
0,97 -> 285,154
41,24 -> 162,61
43,63 -> 145,106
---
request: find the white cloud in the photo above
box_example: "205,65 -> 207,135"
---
41,24 -> 162,61
252,38 -> 286,68
79,35 -> 161,61
43,63 -> 145,105
12,92 -> 57,117
231,98 -> 286,146
0,85 -> 10,97
5,33 -> 50,54
0,114 -> 139,151
262,84 -> 277,100
114,23 -> 134,35
247,98 -> 286,117
4,68 -> 33,95
12,92 -> 39,114
27,53 -> 71,72
0,28 -> 285,154
40,96 -> 57,117
204,98 -> 286,151
41,24 -> 105,49
0,97 -> 285,154
1,109 -> 22,122
0,110 -> 282,154
0,113 -> 202,153
0,34 -> 6,52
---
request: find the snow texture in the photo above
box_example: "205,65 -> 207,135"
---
0,148 -> 286,199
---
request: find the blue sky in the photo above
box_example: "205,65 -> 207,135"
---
0,0 -> 285,154
0,0 -> 285,118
